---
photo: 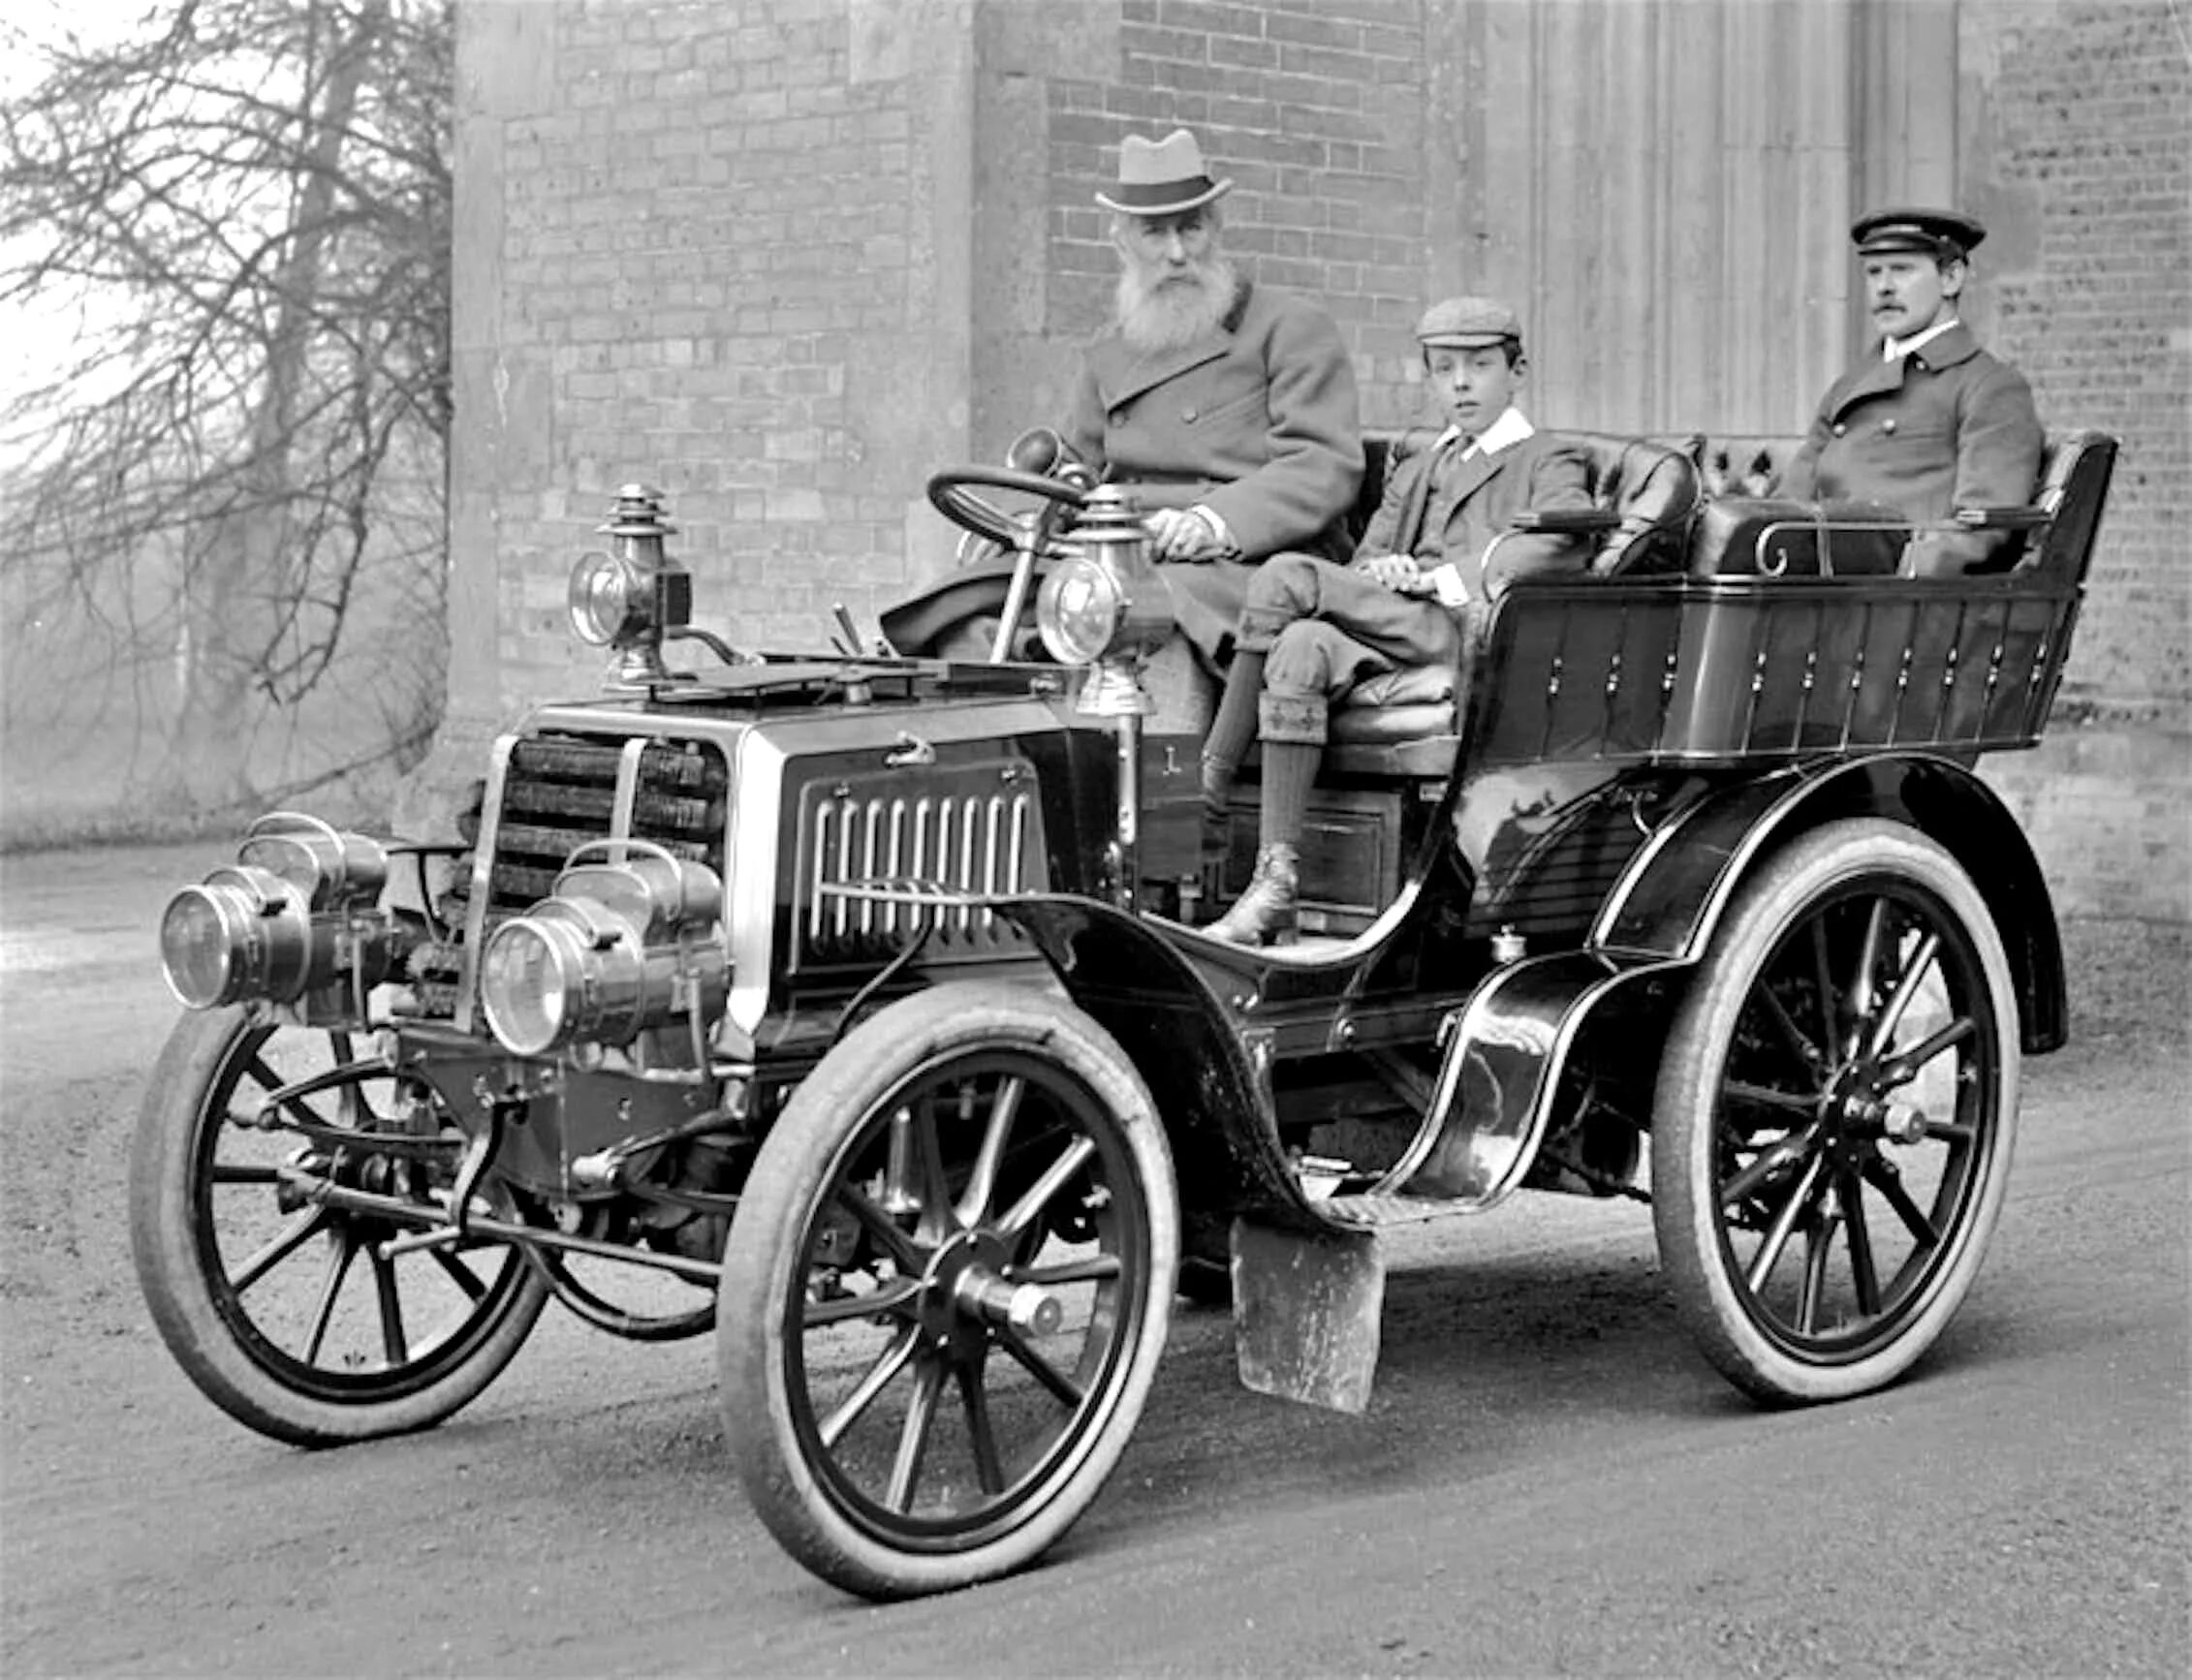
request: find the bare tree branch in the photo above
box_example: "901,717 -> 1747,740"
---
2,0 -> 452,824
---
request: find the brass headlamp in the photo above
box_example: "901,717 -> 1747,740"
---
1035,486 -> 1176,716
158,813 -> 405,1011
568,485 -> 694,690
477,840 -> 727,1058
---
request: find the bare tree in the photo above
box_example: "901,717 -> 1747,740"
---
0,0 -> 452,825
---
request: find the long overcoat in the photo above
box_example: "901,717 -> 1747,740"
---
1776,323 -> 2044,575
882,280 -> 1362,666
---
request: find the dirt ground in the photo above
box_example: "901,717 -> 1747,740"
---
0,844 -> 2183,1676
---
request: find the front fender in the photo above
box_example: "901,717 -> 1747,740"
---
1592,753 -> 2066,1050
956,895 -> 1332,1234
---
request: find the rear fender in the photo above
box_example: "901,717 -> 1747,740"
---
1592,753 -> 2066,1050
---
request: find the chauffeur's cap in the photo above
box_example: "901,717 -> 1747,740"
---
1852,206 -> 1988,261
1095,129 -> 1235,216
1415,296 -> 1523,350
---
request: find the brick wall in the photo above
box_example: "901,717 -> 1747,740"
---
443,0 -> 973,737
427,0 -> 2189,917
1960,0 -> 2190,918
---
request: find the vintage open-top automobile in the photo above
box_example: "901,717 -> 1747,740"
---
132,422 -> 2114,1599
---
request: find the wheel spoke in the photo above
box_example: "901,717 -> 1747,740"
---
369,1247 -> 411,1366
834,1181 -> 924,1273
1722,1132 -> 1809,1206
1879,1016 -> 1976,1088
1841,1167 -> 1882,1316
803,1276 -> 922,1326
1758,980 -> 1823,1070
432,1248 -> 490,1302
996,1135 -> 1098,1239
819,1322 -> 921,1449
885,1355 -> 946,1513
229,1207 -> 330,1295
1846,898 -> 1889,1052
954,1074 -> 1025,1229
239,1052 -> 285,1103
997,1323 -> 1086,1408
1015,1253 -> 1121,1288
955,1360 -> 1008,1496
912,1098 -> 954,1241
1797,1208 -> 1835,1335
1863,1150 -> 1942,1250
1809,917 -> 1839,1054
1723,1079 -> 1816,1115
302,1230 -> 360,1364
1745,1151 -> 1828,1293
1865,930 -> 1942,1060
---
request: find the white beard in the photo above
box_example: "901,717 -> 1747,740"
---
1115,257 -> 1239,354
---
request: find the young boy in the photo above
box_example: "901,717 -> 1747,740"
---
1200,296 -> 1595,947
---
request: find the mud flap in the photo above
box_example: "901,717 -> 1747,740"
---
1229,1216 -> 1385,1415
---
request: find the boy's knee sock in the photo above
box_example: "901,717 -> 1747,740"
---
1258,738 -> 1320,852
1202,651 -> 1266,777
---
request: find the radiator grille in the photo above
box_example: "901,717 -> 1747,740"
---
800,779 -> 1043,961
487,734 -> 727,911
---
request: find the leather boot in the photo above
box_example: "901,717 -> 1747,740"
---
1208,843 -> 1300,947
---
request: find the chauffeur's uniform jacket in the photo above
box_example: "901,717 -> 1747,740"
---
1777,323 -> 2044,575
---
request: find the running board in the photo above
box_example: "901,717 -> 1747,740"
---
1367,949 -> 1686,1213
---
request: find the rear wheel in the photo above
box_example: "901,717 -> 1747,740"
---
719,981 -> 1177,1599
130,1009 -> 548,1445
1652,820 -> 2019,1404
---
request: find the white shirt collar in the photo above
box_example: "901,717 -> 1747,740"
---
1434,406 -> 1535,459
1884,318 -> 1958,362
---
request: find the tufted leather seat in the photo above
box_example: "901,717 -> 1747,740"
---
1678,430 -> 2113,578
1323,430 -> 1701,751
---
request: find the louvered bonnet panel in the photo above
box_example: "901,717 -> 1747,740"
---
794,759 -> 1046,967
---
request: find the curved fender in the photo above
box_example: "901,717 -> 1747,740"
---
1590,752 -> 2066,1050
973,895 -> 1332,1234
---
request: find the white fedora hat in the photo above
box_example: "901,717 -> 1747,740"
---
1094,129 -> 1235,216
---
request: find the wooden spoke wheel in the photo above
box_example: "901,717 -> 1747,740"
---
718,982 -> 1176,1599
130,1009 -> 548,1445
1653,820 -> 2020,1404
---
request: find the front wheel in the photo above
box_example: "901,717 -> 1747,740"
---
130,1009 -> 549,1445
1652,820 -> 2020,1405
718,981 -> 1177,1599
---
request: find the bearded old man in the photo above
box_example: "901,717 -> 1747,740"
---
882,129 -> 1363,669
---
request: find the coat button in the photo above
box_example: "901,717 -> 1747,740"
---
1182,406 -> 1199,423
1883,418 -> 1897,434
1832,422 -> 1847,437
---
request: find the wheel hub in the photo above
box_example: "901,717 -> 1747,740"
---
916,1230 -> 1062,1356
1824,1066 -> 1928,1147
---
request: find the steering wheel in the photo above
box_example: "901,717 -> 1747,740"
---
926,465 -> 1090,549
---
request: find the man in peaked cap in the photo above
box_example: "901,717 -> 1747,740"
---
1776,206 -> 2043,575
882,128 -> 1362,666
1199,295 -> 1595,946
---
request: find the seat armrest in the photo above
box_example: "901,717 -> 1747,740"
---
1508,508 -> 1622,535
1953,506 -> 2052,531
